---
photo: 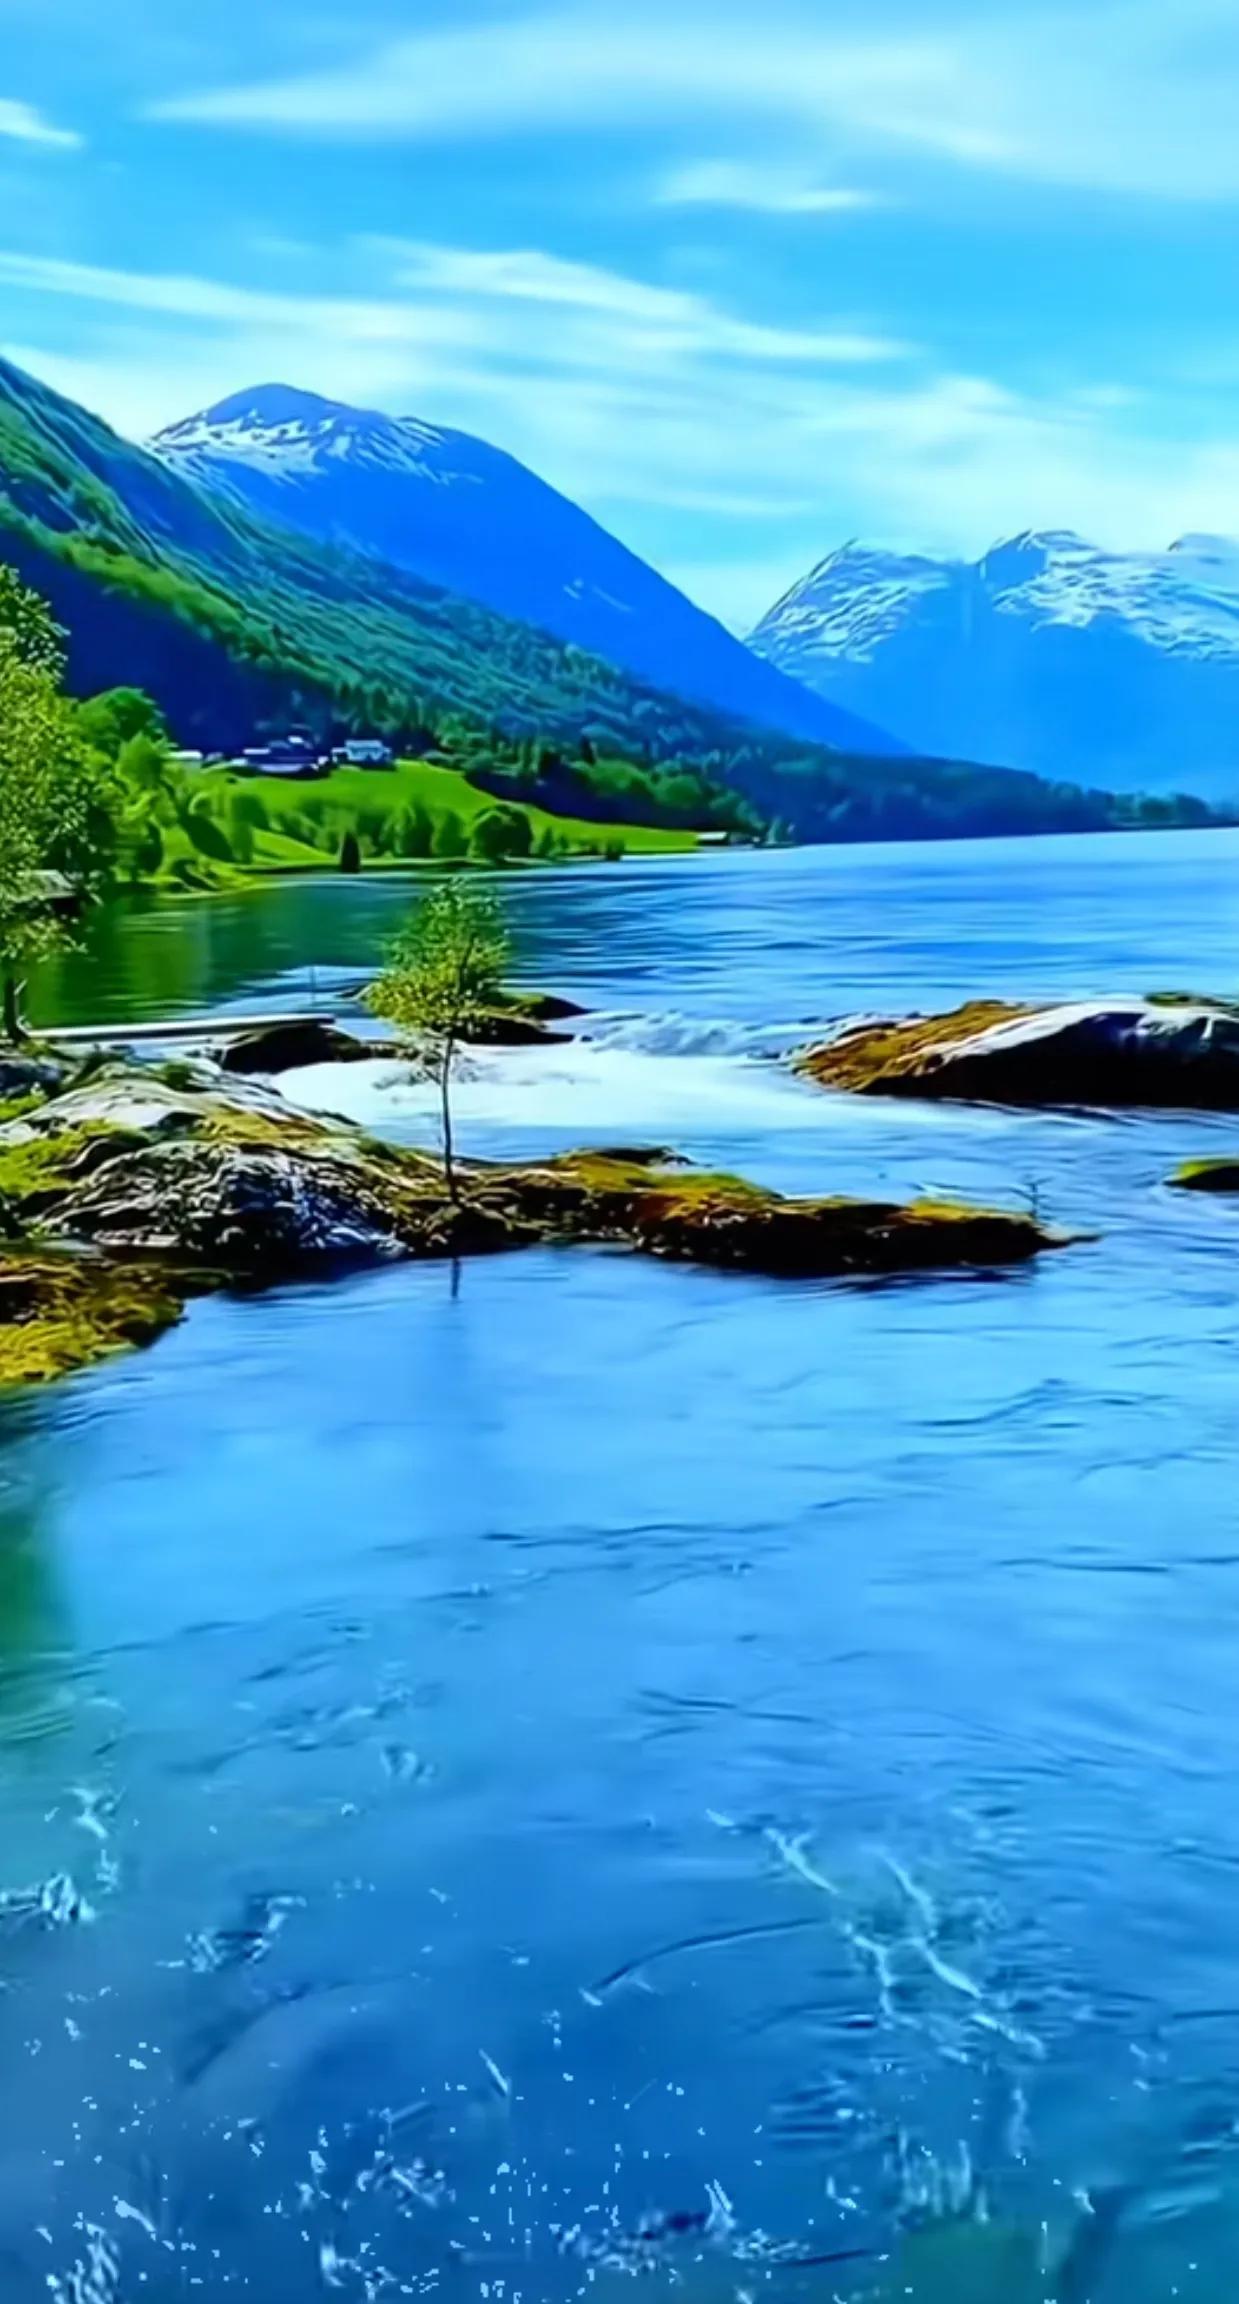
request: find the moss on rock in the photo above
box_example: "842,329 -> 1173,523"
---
1168,1157 -> 1239,1192
0,1061 -> 1071,1384
798,1001 -> 1029,1095
798,996 -> 1239,1110
0,1248 -> 184,1385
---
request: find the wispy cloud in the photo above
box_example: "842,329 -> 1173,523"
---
145,0 -> 1239,201
656,162 -> 886,216
10,236 -> 1239,633
383,241 -> 908,365
0,250 -> 484,349
0,97 -> 79,149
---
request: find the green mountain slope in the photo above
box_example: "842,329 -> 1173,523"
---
0,355 -> 1213,842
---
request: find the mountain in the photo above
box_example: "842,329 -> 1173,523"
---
0,353 -> 813,769
0,355 -> 1214,844
749,530 -> 1239,800
151,384 -> 898,758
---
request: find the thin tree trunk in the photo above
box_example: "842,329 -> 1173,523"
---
440,1028 -> 457,1203
1,973 -> 24,1045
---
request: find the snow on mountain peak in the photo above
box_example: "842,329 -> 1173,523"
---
750,522 -> 1239,798
152,385 -> 452,486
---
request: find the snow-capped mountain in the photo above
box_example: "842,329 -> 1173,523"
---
749,530 -> 1239,798
152,385 -> 897,757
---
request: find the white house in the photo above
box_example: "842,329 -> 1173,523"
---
333,738 -> 393,768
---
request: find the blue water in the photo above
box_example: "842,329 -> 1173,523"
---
9,832 -> 1239,2300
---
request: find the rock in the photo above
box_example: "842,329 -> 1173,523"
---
513,1154 -> 1062,1277
1168,1157 -> 1239,1192
0,1053 -> 65,1104
0,1247 -> 183,1386
0,1062 -> 1070,1381
463,1007 -> 563,1047
798,997 -> 1239,1110
218,1020 -> 378,1075
512,991 -> 587,1022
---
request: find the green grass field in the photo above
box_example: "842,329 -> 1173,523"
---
205,758 -> 697,872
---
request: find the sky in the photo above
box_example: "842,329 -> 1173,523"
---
3,0 -> 1239,627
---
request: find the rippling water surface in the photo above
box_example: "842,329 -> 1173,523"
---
10,833 -> 1239,2300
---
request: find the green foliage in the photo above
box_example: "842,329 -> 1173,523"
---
226,792 -> 256,866
368,880 -> 510,1040
366,880 -> 511,1196
470,805 -> 534,863
0,569 -> 117,1034
182,798 -> 234,864
76,685 -> 167,757
338,827 -> 362,874
0,562 -> 64,678
432,809 -> 467,860
395,804 -> 434,858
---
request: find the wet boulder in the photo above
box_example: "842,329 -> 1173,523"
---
1168,1157 -> 1239,1192
0,1053 -> 66,1104
218,1020 -> 378,1076
0,1065 -> 1071,1383
798,997 -> 1239,1110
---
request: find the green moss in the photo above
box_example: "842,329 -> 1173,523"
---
797,1001 -> 1031,1093
1169,1157 -> 1239,1192
0,1249 -> 184,1385
0,1121 -> 124,1211
0,1091 -> 50,1126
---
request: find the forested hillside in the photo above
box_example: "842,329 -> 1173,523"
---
0,355 -> 1214,845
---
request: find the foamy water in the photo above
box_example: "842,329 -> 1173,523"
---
281,1038 -> 854,1145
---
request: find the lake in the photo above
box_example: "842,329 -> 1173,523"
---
8,829 -> 1239,2301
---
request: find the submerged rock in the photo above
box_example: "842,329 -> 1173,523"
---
798,997 -> 1239,1110
0,1063 -> 1069,1383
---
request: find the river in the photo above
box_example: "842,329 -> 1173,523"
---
8,830 -> 1239,2300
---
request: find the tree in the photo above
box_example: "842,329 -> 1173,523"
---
396,804 -> 434,858
469,805 -> 533,864
0,569 -> 116,1039
365,881 -> 510,1202
338,827 -> 362,874
76,686 -> 168,759
432,809 -> 467,861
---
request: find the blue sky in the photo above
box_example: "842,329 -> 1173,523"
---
3,0 -> 1239,626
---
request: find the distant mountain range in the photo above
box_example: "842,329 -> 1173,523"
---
749,531 -> 1239,800
151,384 -> 896,760
0,354 -> 1217,843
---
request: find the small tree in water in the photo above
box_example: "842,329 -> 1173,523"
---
366,880 -> 509,1201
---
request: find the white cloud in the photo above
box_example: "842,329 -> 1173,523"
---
384,241 -> 908,365
11,241 -> 1239,632
146,0 -> 1239,201
0,97 -> 79,149
0,250 -> 488,351
657,162 -> 886,216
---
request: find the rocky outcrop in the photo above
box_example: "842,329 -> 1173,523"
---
0,1059 -> 1068,1382
797,997 -> 1239,1109
217,1019 -> 378,1075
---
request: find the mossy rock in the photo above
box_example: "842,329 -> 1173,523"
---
798,997 -> 1239,1110
1168,1157 -> 1239,1192
0,1248 -> 184,1385
0,1064 -> 1072,1384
